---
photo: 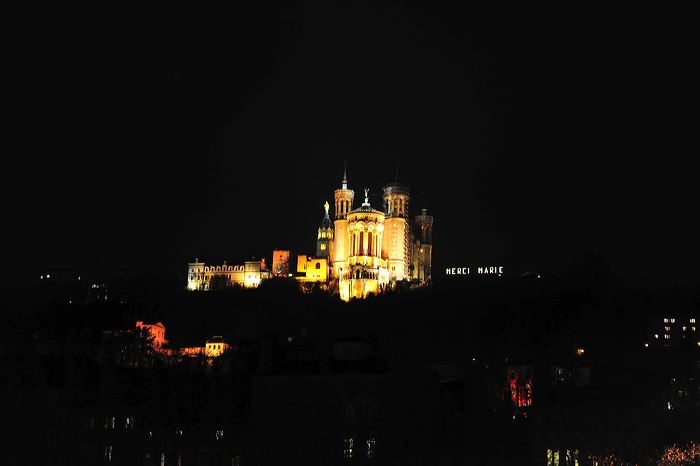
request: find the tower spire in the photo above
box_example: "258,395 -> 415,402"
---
342,161 -> 348,189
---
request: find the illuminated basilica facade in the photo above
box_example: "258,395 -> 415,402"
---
331,165 -> 433,300
187,164 -> 433,301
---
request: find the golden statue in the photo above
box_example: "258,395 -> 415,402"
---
324,201 -> 330,215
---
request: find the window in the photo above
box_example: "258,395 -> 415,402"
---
216,430 -> 224,440
321,243 -> 327,250
671,318 -> 676,323
664,318 -> 669,323
343,438 -> 354,459
665,334 -> 671,340
366,438 -> 376,459
104,446 -> 113,462
691,319 -> 696,324
316,262 -> 321,270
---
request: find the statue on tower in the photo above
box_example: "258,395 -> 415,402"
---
324,201 -> 330,216
364,188 -> 369,204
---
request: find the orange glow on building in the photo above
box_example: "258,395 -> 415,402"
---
135,321 -> 168,348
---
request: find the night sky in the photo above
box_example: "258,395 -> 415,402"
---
6,2 -> 698,291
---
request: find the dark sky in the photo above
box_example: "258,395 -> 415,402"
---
6,2 -> 698,290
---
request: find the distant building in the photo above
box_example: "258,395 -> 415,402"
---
179,336 -> 231,358
186,258 -> 269,291
296,254 -> 330,283
205,336 -> 230,358
135,321 -> 168,348
272,250 -> 291,277
650,314 -> 698,348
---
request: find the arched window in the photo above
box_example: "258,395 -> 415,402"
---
368,232 -> 373,256
359,232 -> 364,255
315,262 -> 321,270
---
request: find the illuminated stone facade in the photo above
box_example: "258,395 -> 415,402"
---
135,321 -> 167,348
272,250 -> 291,277
338,189 -> 390,301
331,165 -> 433,300
296,254 -> 330,283
186,258 -> 269,291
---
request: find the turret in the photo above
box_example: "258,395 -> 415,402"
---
334,162 -> 354,219
333,163 -> 355,279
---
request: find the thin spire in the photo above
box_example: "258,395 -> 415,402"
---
342,161 -> 348,189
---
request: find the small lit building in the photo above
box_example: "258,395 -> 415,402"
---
296,255 -> 330,283
272,250 -> 291,277
178,336 -> 230,359
205,336 -> 230,358
135,321 -> 168,349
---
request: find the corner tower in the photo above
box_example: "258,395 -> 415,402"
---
332,163 -> 354,278
382,182 -> 410,280
412,208 -> 433,282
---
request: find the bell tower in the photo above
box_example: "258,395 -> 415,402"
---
382,181 -> 410,281
332,162 -> 354,279
316,201 -> 334,258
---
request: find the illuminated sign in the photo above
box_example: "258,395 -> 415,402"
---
445,266 -> 505,276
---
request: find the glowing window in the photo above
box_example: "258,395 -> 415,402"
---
321,243 -> 327,250
216,430 -> 224,440
664,334 -> 671,339
104,445 -> 113,462
664,318 -> 669,323
671,318 -> 676,323
691,319 -> 696,324
366,438 -> 376,459
343,438 -> 354,459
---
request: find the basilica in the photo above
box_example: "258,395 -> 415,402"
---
187,164 -> 433,301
